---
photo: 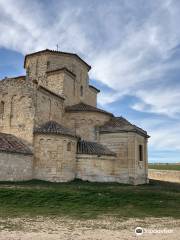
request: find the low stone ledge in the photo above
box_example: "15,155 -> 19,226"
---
148,169 -> 180,183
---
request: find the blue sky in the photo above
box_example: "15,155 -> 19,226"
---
0,0 -> 180,163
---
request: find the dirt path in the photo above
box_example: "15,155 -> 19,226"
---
0,216 -> 179,240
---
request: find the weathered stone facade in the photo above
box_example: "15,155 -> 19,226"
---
76,154 -> 117,182
34,133 -> 77,182
148,169 -> 180,183
0,152 -> 33,181
0,49 -> 149,184
0,133 -> 33,181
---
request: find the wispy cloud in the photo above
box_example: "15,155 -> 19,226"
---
137,117 -> 180,150
132,86 -> 180,117
0,0 -> 91,53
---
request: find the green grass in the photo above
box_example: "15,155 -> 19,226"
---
149,163 -> 180,171
0,179 -> 179,219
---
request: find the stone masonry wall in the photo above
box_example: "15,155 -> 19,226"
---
148,169 -> 180,183
85,88 -> 97,107
76,154 -> 117,182
25,54 -> 48,80
99,132 -> 130,183
34,87 -> 64,127
25,52 -> 97,107
46,71 -> 64,96
33,134 -> 77,182
0,78 -> 35,147
46,54 -> 95,106
134,134 -> 148,184
64,112 -> 111,141
0,152 -> 33,181
99,132 -> 148,184
46,70 -> 95,107
63,73 -> 76,106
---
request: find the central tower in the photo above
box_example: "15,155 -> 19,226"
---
24,49 -> 99,107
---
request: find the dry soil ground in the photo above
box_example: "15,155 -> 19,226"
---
0,216 -> 179,240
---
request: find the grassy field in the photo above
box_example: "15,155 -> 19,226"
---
0,179 -> 179,219
149,163 -> 180,171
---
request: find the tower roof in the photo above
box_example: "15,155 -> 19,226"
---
77,140 -> 116,156
24,49 -> 91,71
0,133 -> 32,155
100,117 -> 149,137
34,121 -> 77,138
65,102 -> 113,116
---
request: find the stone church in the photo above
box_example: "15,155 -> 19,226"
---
0,49 -> 149,185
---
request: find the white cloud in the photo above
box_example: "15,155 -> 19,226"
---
132,86 -> 180,117
88,0 -> 180,109
98,91 -> 123,106
150,124 -> 180,150
136,117 -> 180,150
0,0 -> 91,54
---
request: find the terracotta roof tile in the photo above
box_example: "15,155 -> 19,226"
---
34,121 -> 77,138
0,133 -> 32,155
77,140 -> 116,156
100,117 -> 149,137
65,102 -> 113,116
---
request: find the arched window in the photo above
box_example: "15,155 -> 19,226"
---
0,101 -> 5,115
80,85 -> 83,97
67,142 -> 71,151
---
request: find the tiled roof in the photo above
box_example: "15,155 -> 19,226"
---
100,117 -> 149,137
34,121 -> 77,138
77,140 -> 116,156
0,133 -> 32,155
24,49 -> 91,71
65,102 -> 113,116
